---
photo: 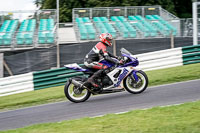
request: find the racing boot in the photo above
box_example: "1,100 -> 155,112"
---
83,69 -> 104,91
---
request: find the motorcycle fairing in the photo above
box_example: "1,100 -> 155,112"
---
121,53 -> 139,67
106,66 -> 137,88
99,58 -> 117,68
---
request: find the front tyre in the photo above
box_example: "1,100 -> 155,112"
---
124,70 -> 148,94
64,79 -> 91,103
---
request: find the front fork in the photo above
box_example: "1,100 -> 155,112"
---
132,70 -> 139,82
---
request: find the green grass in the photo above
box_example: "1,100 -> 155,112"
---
1,100 -> 200,133
146,63 -> 200,86
0,63 -> 200,112
0,86 -> 66,112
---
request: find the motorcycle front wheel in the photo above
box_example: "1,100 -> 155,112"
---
64,78 -> 91,103
123,70 -> 148,94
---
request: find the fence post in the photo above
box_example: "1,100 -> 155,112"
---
0,53 -> 3,78
3,60 -> 13,76
170,31 -> 174,48
107,7 -> 110,19
125,7 -> 127,18
57,23 -> 60,68
159,6 -> 162,16
90,8 -> 92,19
193,1 -> 198,45
56,1 -> 60,68
142,7 -> 144,17
113,39 -> 117,56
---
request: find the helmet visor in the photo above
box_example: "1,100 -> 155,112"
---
107,38 -> 114,46
106,37 -> 112,43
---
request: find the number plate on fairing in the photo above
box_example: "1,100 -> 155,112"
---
114,68 -> 129,87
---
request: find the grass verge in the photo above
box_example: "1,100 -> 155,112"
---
1,100 -> 200,133
0,63 -> 200,112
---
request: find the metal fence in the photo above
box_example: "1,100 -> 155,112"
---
72,6 -> 178,22
0,10 -> 57,26
72,6 -> 195,42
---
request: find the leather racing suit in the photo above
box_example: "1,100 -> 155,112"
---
84,42 -> 119,69
83,42 -> 119,90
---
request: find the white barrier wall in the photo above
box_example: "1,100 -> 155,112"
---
0,72 -> 34,97
135,48 -> 183,71
0,53 -> 3,78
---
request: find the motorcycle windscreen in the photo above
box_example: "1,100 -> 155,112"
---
120,48 -> 133,55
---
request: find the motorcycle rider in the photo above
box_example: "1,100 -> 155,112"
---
83,33 -> 122,90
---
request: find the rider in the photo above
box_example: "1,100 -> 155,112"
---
83,33 -> 122,90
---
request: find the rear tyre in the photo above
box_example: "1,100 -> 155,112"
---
64,78 -> 91,103
124,70 -> 148,94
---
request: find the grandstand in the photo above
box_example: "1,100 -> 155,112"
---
0,10 -> 57,50
0,6 -> 192,51
73,6 -> 180,41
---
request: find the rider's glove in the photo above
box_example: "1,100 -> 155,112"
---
117,56 -> 122,61
119,59 -> 124,65
115,59 -> 124,66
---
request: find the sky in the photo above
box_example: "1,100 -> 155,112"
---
0,0 -> 38,20
0,0 -> 37,11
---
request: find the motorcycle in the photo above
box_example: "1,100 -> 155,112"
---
64,48 -> 148,103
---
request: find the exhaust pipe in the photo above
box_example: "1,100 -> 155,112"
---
71,79 -> 83,88
70,79 -> 98,94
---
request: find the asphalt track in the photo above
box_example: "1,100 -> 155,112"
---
0,79 -> 200,131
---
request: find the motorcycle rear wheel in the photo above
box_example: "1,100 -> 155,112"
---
124,70 -> 148,94
64,79 -> 91,103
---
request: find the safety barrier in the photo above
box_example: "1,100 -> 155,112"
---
0,45 -> 200,97
182,45 -> 200,65
136,48 -> 183,71
33,67 -> 84,90
0,72 -> 34,96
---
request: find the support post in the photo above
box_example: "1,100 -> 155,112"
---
56,0 -> 60,68
3,60 -> 13,76
113,39 -> 117,56
170,31 -> 174,48
0,53 -> 3,78
142,7 -> 144,17
90,8 -> 92,19
193,2 -> 198,45
125,7 -> 127,18
159,6 -> 162,16
107,7 -> 110,20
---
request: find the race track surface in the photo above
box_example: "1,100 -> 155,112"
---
0,79 -> 200,131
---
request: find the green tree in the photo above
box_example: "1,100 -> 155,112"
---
172,0 -> 192,18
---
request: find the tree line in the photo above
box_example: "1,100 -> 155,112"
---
34,0 -> 192,22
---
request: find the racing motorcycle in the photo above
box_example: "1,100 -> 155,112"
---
64,48 -> 148,103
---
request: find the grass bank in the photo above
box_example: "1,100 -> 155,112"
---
0,63 -> 200,112
1,100 -> 200,133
